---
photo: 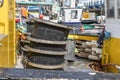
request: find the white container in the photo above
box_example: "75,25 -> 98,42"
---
92,48 -> 102,55
88,55 -> 100,61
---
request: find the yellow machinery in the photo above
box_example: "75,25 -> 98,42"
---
68,34 -> 98,41
0,0 -> 16,68
102,0 -> 120,73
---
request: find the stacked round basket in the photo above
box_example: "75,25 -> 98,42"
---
24,18 -> 72,69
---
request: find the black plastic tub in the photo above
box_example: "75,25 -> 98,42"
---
27,36 -> 67,52
28,53 -> 65,65
31,18 -> 72,41
26,20 -> 34,33
29,42 -> 66,51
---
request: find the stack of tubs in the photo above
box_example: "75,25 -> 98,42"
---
22,20 -> 34,65
25,18 -> 72,69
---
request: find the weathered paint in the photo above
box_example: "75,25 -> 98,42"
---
0,0 -> 16,68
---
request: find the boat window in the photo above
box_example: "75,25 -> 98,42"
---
71,10 -> 78,19
107,0 -> 115,18
118,0 -> 120,18
0,0 -> 4,7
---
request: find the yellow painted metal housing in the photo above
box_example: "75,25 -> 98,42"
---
102,37 -> 120,73
0,0 -> 16,68
68,34 -> 98,40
